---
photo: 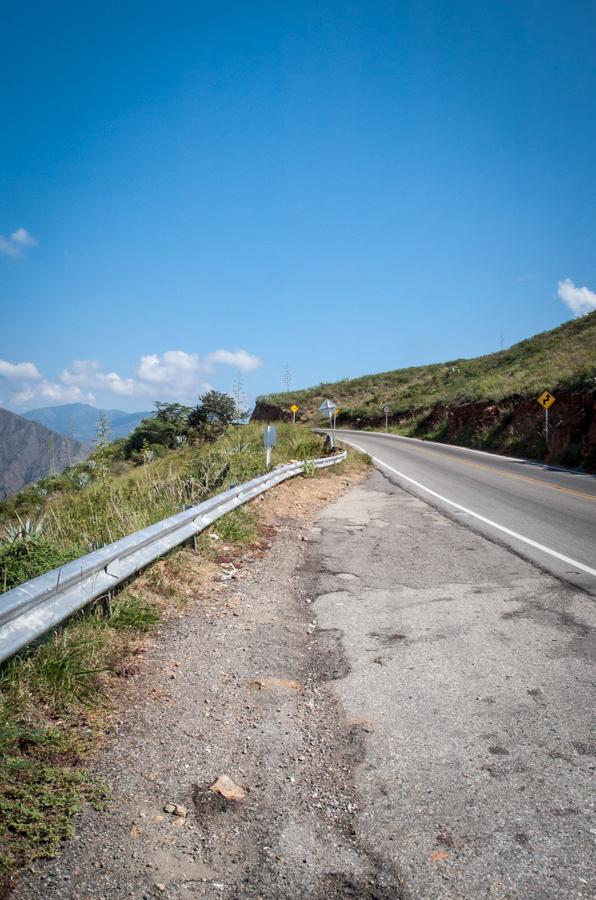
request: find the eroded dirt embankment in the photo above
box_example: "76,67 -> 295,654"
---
252,386 -> 596,469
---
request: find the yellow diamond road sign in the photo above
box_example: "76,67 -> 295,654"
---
290,404 -> 299,413
537,390 -> 556,409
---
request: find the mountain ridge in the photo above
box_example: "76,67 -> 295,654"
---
0,408 -> 88,498
23,403 -> 151,443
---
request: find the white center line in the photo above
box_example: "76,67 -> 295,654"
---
342,438 -> 596,580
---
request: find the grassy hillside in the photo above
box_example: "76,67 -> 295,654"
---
261,312 -> 596,420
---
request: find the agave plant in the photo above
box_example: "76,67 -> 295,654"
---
75,472 -> 92,490
1,511 -> 46,544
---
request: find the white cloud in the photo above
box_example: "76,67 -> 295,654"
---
206,349 -> 262,372
9,382 -> 96,408
59,360 -> 102,385
0,227 -> 38,257
557,278 -> 596,317
5,347 -> 262,410
0,359 -> 41,381
0,236 -> 19,257
60,360 -> 137,396
137,350 -> 202,385
11,227 -> 38,248
59,352 -> 210,403
99,372 -> 138,396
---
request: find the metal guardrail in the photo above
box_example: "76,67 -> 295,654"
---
0,451 -> 346,664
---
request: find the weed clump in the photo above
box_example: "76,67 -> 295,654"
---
0,717 -> 107,881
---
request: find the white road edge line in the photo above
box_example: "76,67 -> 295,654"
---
337,428 -> 523,464
343,438 -> 596,580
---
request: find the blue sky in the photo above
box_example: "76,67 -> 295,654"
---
2,0 -> 595,412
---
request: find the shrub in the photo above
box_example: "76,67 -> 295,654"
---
0,538 -> 80,594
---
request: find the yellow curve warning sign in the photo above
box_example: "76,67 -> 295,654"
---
537,390 -> 556,409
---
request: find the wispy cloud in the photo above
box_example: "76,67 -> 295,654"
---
3,347 -> 262,409
10,383 -> 96,407
557,278 -> 596,317
0,359 -> 41,380
207,349 -> 263,372
0,227 -> 38,258
60,360 -> 138,397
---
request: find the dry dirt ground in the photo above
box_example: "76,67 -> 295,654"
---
12,463 -> 396,900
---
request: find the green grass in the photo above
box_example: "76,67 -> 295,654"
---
0,718 -> 107,879
260,311 -> 596,421
106,591 -> 161,632
214,506 -> 259,544
0,423 -> 326,593
0,583 -> 171,880
0,537 -> 80,594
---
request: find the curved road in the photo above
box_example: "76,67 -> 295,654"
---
334,430 -> 596,596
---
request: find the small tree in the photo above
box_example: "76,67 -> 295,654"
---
123,417 -> 179,457
188,390 -> 235,441
153,402 -> 193,426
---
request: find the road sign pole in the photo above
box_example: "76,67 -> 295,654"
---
385,411 -> 388,432
292,410 -> 296,425
537,391 -> 555,446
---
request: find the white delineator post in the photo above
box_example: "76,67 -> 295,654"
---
264,425 -> 277,470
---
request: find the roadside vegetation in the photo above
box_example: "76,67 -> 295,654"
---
0,392 -> 325,592
0,393 -> 355,887
262,312 -> 596,420
260,313 -> 596,467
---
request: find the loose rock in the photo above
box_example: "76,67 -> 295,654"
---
209,775 -> 246,801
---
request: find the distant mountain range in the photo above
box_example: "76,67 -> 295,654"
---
23,403 -> 151,443
0,408 -> 88,499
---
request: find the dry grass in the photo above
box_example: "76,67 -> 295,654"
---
261,311 -> 596,422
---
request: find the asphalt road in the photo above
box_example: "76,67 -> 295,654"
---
313,472 -> 596,898
334,430 -> 596,596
